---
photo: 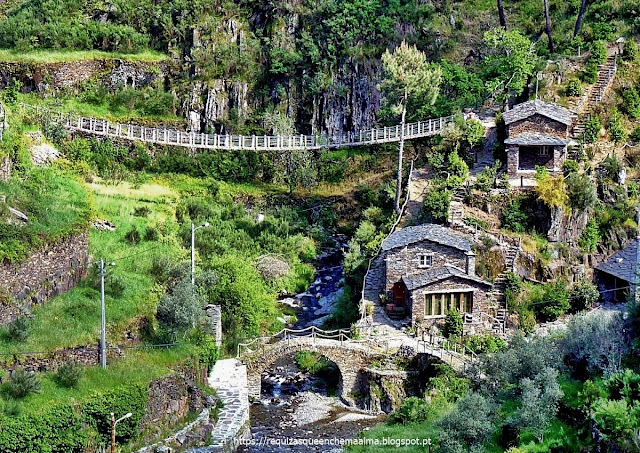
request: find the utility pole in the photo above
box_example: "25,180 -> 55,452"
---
99,259 -> 106,369
99,259 -> 115,369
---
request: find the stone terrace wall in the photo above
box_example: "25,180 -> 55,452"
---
0,59 -> 167,92
0,232 -> 89,324
1,343 -> 122,372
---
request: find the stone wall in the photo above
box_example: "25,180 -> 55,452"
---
1,343 -> 122,372
508,114 -> 568,139
0,232 -> 89,324
0,60 -> 167,92
0,156 -> 10,181
360,369 -> 423,413
409,277 -> 491,325
140,370 -> 209,436
383,241 -> 468,296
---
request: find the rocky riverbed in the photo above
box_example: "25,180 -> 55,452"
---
240,363 -> 385,453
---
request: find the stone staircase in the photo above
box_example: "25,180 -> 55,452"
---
484,242 -> 521,335
572,54 -> 617,140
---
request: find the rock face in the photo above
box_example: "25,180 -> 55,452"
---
0,232 -> 89,324
0,59 -> 167,92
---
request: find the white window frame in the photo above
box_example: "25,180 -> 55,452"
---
539,146 -> 550,156
418,253 -> 433,268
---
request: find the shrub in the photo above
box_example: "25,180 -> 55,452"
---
565,79 -> 582,97
106,275 -> 126,298
295,351 -> 330,374
518,309 -> 536,333
54,362 -> 82,388
569,279 -> 600,312
144,226 -> 159,241
443,309 -> 463,338
82,385 -> 147,445
631,126 -> 640,143
6,317 -> 29,342
420,188 -> 450,224
533,281 -> 570,322
474,162 -> 499,192
623,89 -> 640,118
463,334 -> 507,353
7,369 -> 41,398
156,278 -> 203,337
502,198 -> 528,233
622,39 -> 639,62
607,108 -> 627,144
583,116 -> 601,143
566,172 -> 597,212
504,271 -> 522,294
389,397 -> 432,424
562,160 -> 579,176
580,62 -> 598,84
133,206 -> 151,217
589,41 -> 607,65
124,226 -> 141,244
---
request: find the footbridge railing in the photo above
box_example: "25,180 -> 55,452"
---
22,103 -> 455,151
236,326 -> 390,358
417,333 -> 478,372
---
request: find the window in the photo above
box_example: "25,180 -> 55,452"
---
424,292 -> 473,316
539,146 -> 550,156
418,254 -> 433,268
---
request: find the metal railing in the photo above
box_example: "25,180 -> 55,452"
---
237,326 -> 363,358
417,333 -> 477,371
22,103 -> 455,151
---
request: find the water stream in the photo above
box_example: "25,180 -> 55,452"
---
240,240 -> 387,452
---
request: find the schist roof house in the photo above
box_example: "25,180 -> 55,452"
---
595,238 -> 640,302
503,100 -> 576,185
380,224 -> 492,326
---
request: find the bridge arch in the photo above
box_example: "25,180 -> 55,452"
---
243,340 -> 381,406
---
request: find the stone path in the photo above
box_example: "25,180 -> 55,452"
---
401,167 -> 431,227
187,359 -> 250,453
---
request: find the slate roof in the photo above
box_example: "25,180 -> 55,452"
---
381,224 -> 472,252
502,100 -> 575,126
504,133 -> 570,146
402,265 -> 492,291
595,238 -> 640,283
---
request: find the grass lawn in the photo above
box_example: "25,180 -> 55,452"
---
17,93 -> 185,125
6,345 -> 195,416
0,48 -> 167,63
0,178 -> 186,354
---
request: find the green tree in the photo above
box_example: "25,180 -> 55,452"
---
514,367 -> 563,442
439,392 -> 496,449
607,108 -> 627,144
578,217 -> 601,253
156,277 -> 204,337
535,167 -> 568,210
381,41 -> 442,214
566,172 -> 597,212
569,279 -> 599,312
482,28 -> 536,99
7,369 -> 41,398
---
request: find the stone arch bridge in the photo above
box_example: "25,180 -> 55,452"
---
237,327 -> 476,406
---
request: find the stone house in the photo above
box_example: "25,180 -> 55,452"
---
380,224 -> 492,325
503,100 -> 575,184
595,237 -> 640,302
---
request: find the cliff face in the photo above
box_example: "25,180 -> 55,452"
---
184,10 -> 384,136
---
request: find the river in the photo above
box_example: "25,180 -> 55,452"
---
239,241 -> 387,453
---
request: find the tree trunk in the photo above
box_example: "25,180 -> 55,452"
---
574,0 -> 587,38
544,0 -> 554,53
497,0 -> 507,28
394,92 -> 408,215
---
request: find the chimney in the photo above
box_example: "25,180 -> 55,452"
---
465,252 -> 476,276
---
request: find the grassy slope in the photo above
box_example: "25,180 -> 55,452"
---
0,178 -> 184,353
0,48 -> 167,63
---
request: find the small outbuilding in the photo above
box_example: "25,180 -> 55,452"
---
595,238 -> 640,302
503,100 -> 576,185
